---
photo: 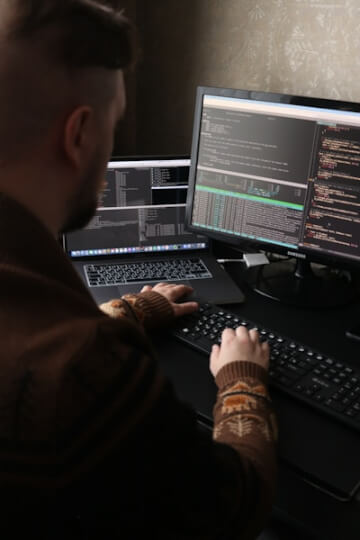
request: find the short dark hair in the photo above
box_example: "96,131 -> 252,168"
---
9,0 -> 137,70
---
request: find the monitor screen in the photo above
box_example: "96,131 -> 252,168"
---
186,87 -> 360,305
65,157 -> 207,258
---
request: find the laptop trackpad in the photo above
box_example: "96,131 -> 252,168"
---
90,285 -> 140,305
90,282 -> 193,306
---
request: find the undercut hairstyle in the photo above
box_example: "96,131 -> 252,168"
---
0,1 -> 137,160
9,0 -> 137,71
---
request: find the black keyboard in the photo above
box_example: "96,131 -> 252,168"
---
85,257 -> 212,287
172,303 -> 360,433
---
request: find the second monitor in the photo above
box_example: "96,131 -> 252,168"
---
186,86 -> 360,307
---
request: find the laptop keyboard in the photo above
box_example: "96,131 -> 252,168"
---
85,257 -> 212,287
172,302 -> 360,434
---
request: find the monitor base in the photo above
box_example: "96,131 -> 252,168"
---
247,259 -> 357,309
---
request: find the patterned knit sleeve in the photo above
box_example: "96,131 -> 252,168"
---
212,359 -> 278,538
98,290 -> 174,329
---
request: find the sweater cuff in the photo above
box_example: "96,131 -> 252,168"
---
215,361 -> 268,390
123,291 -> 174,329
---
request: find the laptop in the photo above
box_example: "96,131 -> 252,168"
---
63,156 -> 245,305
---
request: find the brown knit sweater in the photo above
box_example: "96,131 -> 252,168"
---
0,193 -> 277,539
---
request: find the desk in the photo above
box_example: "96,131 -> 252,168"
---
154,261 -> 360,540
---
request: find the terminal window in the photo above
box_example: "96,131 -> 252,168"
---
191,95 -> 360,261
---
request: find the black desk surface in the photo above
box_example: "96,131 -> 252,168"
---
154,261 -> 360,540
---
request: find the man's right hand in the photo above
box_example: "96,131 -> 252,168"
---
210,326 -> 269,378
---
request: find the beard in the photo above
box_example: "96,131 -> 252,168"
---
60,153 -> 106,234
60,196 -> 98,234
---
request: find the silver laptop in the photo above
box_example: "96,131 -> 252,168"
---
63,156 -> 244,305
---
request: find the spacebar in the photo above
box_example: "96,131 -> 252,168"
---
125,276 -> 168,282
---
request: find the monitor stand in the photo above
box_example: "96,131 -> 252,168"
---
246,258 -> 357,308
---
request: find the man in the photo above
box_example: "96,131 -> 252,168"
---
0,1 -> 277,538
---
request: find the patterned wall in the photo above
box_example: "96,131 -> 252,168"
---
123,0 -> 360,155
192,0 -> 360,101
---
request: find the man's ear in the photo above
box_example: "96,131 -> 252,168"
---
63,106 -> 94,170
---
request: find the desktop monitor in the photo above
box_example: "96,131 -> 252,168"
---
186,86 -> 360,307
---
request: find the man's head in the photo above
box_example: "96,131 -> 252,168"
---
0,1 -> 136,234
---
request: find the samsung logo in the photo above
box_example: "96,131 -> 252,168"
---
287,251 -> 306,259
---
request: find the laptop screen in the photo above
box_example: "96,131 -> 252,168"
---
64,157 -> 208,258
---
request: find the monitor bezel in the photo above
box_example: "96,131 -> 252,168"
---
185,85 -> 360,272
